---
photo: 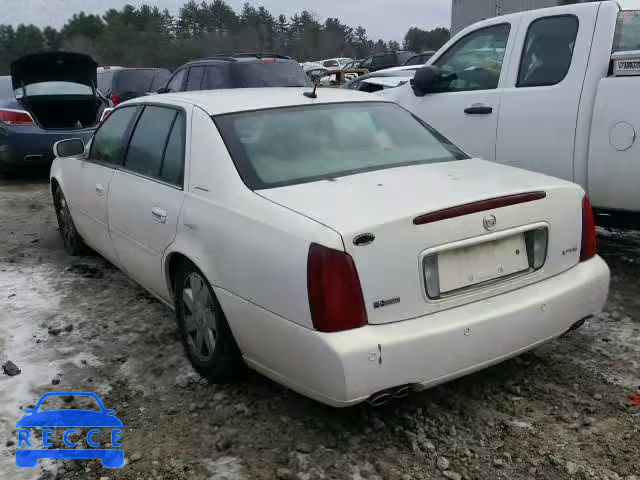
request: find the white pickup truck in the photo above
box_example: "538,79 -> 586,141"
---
386,1 -> 640,225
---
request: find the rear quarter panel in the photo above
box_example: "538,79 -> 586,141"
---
166,106 -> 343,333
587,76 -> 640,212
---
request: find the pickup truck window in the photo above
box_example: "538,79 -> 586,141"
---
517,15 -> 578,88
433,24 -> 510,92
613,11 -> 640,52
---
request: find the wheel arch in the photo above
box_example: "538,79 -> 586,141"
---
164,250 -> 201,303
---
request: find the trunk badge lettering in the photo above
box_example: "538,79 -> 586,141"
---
353,233 -> 375,246
373,297 -> 400,309
483,214 -> 497,231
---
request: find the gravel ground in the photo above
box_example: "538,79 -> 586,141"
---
0,179 -> 638,480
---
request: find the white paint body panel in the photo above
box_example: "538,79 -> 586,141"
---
387,1 -> 640,214
50,88 -> 610,406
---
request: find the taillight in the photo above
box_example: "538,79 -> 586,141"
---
307,243 -> 367,332
110,94 -> 120,106
580,196 -> 597,261
0,109 -> 34,125
100,108 -> 114,122
260,58 -> 276,63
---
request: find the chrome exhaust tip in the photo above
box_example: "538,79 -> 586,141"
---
562,316 -> 589,337
366,384 -> 417,407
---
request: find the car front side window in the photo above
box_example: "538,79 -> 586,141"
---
89,106 -> 138,165
434,23 -> 511,92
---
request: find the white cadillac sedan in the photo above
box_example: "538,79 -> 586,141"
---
50,88 -> 610,407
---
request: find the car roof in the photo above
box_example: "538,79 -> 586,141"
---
129,87 -> 390,116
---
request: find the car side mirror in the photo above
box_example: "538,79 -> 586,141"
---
54,138 -> 85,158
411,65 -> 443,97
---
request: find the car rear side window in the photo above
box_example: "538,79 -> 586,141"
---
167,69 -> 187,92
114,69 -> 156,94
160,114 -> 185,185
186,66 -> 206,91
124,106 -> 178,180
90,106 -> 138,165
517,15 -> 579,88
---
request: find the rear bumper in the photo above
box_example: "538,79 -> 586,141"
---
220,256 -> 610,407
0,125 -> 93,172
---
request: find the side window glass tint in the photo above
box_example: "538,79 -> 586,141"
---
517,16 -> 579,88
160,114 -> 185,185
434,24 -> 510,92
90,107 -> 137,165
124,106 -> 177,178
167,69 -> 186,92
360,57 -> 372,68
185,66 -> 206,91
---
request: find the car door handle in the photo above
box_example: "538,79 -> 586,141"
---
151,207 -> 167,224
95,184 -> 105,196
464,104 -> 493,115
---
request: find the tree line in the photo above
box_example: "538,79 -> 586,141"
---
0,1 -> 450,75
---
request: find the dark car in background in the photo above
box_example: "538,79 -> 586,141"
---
358,51 -> 416,72
161,53 -> 311,93
0,52 -> 110,177
97,67 -> 171,105
403,51 -> 437,66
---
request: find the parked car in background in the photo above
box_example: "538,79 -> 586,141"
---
358,51 -> 415,72
318,58 -> 354,68
0,52 -> 110,177
162,53 -> 310,93
97,67 -> 171,105
343,67 -> 418,93
403,51 -> 437,66
50,87 -> 608,407
387,1 -> 640,225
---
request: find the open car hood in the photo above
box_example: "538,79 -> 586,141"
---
10,52 -> 98,90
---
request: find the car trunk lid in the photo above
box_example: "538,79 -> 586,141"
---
10,52 -> 98,90
259,159 -> 585,325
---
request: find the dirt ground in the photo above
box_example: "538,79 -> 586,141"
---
0,179 -> 638,480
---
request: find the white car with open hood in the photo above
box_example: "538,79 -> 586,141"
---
50,88 -> 610,407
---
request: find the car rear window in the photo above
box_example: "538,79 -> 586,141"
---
215,102 -> 467,189
614,11 -> 640,51
114,69 -> 157,94
231,62 -> 311,88
97,71 -> 114,94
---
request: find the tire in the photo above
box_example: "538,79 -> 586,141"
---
53,185 -> 88,256
174,260 -> 244,382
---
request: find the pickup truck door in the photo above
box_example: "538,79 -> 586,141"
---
389,17 -> 520,161
107,104 -> 188,301
495,5 -> 598,181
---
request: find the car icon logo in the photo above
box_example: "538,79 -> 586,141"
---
15,391 -> 124,468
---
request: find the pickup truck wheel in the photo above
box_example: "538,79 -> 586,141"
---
53,186 -> 88,256
174,261 -> 244,382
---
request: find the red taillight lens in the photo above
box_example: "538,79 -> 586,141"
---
100,108 -> 114,122
110,94 -> 120,106
0,109 -> 34,125
260,58 -> 276,63
307,243 -> 367,333
580,196 -> 597,261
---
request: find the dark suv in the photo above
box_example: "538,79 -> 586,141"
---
358,51 -> 416,72
160,53 -> 311,93
97,67 -> 171,106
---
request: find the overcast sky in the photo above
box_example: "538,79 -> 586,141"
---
3,0 -> 451,42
